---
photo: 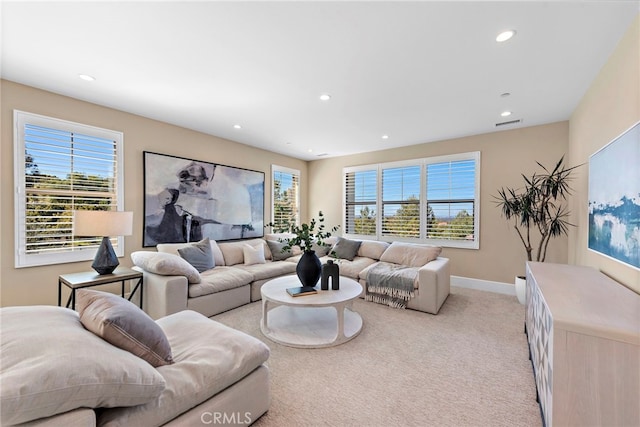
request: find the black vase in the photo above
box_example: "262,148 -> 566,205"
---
296,250 -> 322,288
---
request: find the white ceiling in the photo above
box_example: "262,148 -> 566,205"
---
2,1 -> 638,161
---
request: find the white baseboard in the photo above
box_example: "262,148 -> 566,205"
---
451,275 -> 516,296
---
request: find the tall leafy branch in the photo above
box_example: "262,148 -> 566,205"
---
494,156 -> 581,262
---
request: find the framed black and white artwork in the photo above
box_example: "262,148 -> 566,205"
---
143,151 -> 264,246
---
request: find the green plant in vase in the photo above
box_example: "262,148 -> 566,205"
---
266,211 -> 339,288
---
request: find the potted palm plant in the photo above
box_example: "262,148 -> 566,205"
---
494,156 -> 580,303
266,211 -> 339,287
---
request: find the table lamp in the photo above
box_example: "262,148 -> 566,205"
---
73,210 -> 133,275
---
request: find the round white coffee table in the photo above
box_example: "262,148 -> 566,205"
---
260,275 -> 363,348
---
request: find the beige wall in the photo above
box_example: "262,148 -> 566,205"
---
568,14 -> 640,293
308,122 -> 570,284
0,80 -> 308,306
2,14 -> 638,306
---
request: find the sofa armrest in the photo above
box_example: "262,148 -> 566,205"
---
133,266 -> 188,320
414,257 -> 450,314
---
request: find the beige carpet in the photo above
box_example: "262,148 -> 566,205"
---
213,286 -> 542,427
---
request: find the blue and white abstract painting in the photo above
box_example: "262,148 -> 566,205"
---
588,122 -> 640,270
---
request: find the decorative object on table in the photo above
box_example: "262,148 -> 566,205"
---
142,151 -> 265,246
285,286 -> 318,297
265,211 -> 339,288
73,210 -> 133,275
321,260 -> 340,290
588,121 -> 640,269
493,156 -> 581,304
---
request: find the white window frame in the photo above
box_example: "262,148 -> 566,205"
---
14,110 -> 125,268
271,164 -> 300,227
343,151 -> 480,249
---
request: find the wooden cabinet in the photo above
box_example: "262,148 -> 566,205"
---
525,262 -> 640,427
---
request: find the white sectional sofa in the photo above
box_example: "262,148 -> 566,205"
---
133,236 -> 451,319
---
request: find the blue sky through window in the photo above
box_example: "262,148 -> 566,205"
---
25,124 -> 116,181
350,159 -> 475,217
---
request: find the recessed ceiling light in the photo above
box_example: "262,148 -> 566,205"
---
78,74 -> 95,82
381,134 -> 389,140
501,111 -> 512,117
308,148 -> 313,153
233,124 -> 242,129
319,94 -> 331,101
496,30 -> 516,43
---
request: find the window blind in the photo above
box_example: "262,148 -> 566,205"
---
15,111 -> 124,268
272,166 -> 300,228
344,169 -> 377,236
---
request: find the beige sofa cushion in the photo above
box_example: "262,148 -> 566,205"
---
97,310 -> 270,427
0,306 -> 165,426
358,240 -> 390,260
379,242 -> 442,267
236,260 -> 298,281
190,267 -> 254,298
320,256 -> 377,279
76,289 -> 174,367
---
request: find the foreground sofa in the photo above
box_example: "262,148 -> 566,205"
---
0,294 -> 271,426
133,236 -> 450,319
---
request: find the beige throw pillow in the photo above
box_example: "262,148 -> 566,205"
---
131,251 -> 201,284
76,289 -> 174,367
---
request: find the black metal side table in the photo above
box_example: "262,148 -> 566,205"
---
58,267 -> 143,310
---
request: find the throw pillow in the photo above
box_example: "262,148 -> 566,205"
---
330,237 -> 362,261
243,243 -> 266,265
76,289 -> 174,368
177,238 -> 215,272
266,239 -> 292,261
0,306 -> 165,426
157,239 -> 225,266
131,251 -> 201,284
311,241 -> 332,257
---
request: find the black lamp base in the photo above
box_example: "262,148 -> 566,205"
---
92,236 -> 119,275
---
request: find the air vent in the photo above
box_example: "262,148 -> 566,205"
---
495,119 -> 522,127
316,153 -> 329,157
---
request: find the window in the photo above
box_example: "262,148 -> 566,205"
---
343,152 -> 480,249
14,111 -> 124,268
271,165 -> 300,228
344,167 -> 377,236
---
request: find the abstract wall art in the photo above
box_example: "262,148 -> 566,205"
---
588,121 -> 640,269
143,151 -> 264,246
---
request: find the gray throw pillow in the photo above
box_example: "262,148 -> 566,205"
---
177,238 -> 214,272
76,289 -> 174,367
330,237 -> 362,261
266,239 -> 292,261
311,241 -> 332,257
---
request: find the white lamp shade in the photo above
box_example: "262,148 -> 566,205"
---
73,211 -> 133,237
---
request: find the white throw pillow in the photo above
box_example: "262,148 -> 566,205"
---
243,243 -> 266,265
131,251 -> 201,284
0,306 -> 165,426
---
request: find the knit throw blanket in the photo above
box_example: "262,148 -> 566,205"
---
365,262 -> 418,309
